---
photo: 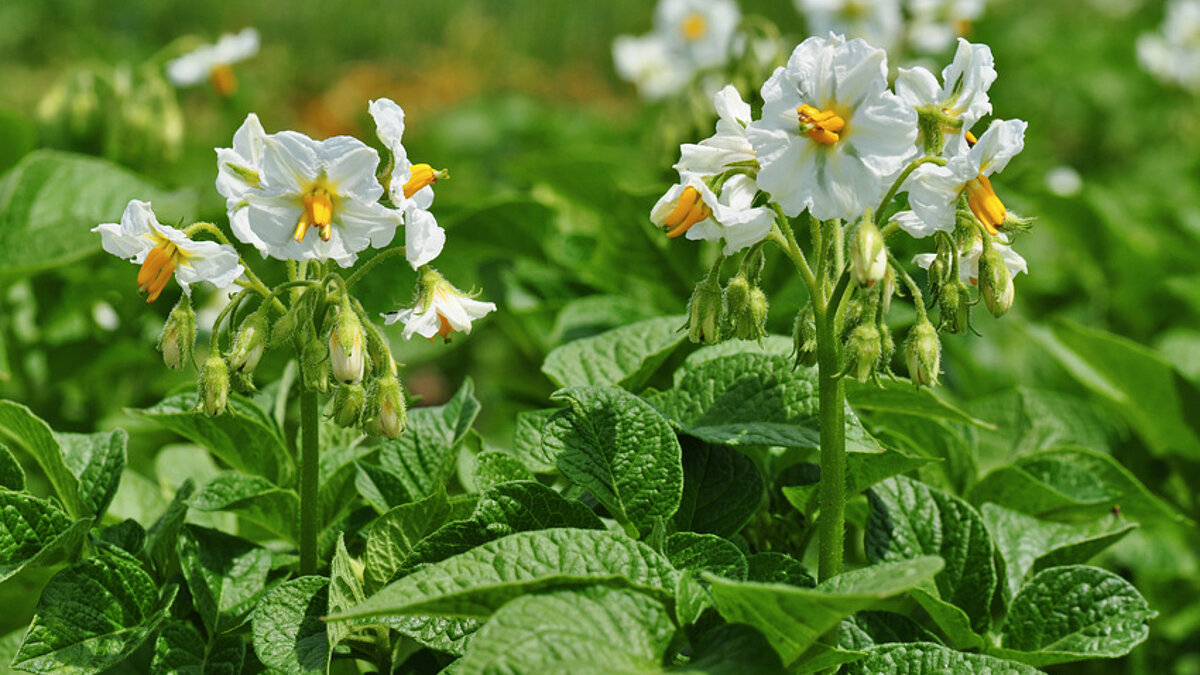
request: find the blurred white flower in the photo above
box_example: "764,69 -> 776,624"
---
166,28 -> 259,96
613,35 -> 692,100
613,0 -> 740,99
1045,165 -> 1083,197
896,38 -> 996,134
906,0 -> 986,54
94,200 -> 243,302
795,0 -> 903,54
748,34 -> 918,221
383,268 -> 496,341
1137,0 -> 1200,91
675,84 -> 756,176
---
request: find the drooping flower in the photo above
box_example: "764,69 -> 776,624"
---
1137,0 -> 1200,92
675,84 -> 756,176
748,34 -> 918,221
906,0 -> 987,54
902,118 -> 1026,237
94,200 -> 243,302
166,28 -> 259,96
383,268 -> 496,341
912,234 -> 1026,285
896,38 -> 996,137
794,0 -> 903,55
651,174 -> 773,255
231,127 -> 400,266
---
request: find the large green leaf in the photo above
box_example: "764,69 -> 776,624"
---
995,565 -> 1155,667
845,379 -> 995,428
54,429 -> 126,521
374,378 -> 481,501
673,437 -> 763,538
363,488 -> 451,594
328,534 -> 368,656
143,478 -> 194,580
0,489 -> 91,584
648,352 -> 880,452
839,611 -> 942,651
151,620 -> 245,675
510,408 -> 558,473
674,623 -> 787,675
866,476 -> 997,638
251,576 -> 329,675
12,553 -> 175,674
542,386 -> 682,536
472,450 -> 534,491
781,449 -> 933,521
177,525 -> 271,636
329,528 -> 677,623
0,444 -> 25,490
665,532 -> 747,580
541,315 -> 687,390
0,401 -> 86,519
132,393 -> 293,486
982,503 -> 1137,602
189,474 -> 300,543
0,150 -> 192,279
844,642 -> 1042,674
707,556 -> 944,669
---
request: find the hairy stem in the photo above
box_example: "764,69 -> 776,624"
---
299,389 -> 320,575
814,295 -> 846,582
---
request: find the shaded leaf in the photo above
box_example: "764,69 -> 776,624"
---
541,314 -> 687,390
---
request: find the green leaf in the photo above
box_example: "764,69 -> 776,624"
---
707,556 -> 944,668
0,150 -> 192,279
178,525 -> 271,636
54,429 -> 126,521
782,449 -> 933,520
982,503 -> 1137,602
329,528 -> 678,623
0,400 -> 86,519
995,566 -> 1155,666
363,488 -> 451,594
648,352 -> 881,452
318,441 -> 372,527
541,314 -> 687,390
472,451 -> 534,491
673,437 -> 763,538
132,393 -> 293,486
0,489 -> 91,584
375,378 -> 481,501
1035,319 -> 1200,460
839,611 -> 942,651
666,532 -> 747,580
510,408 -> 558,473
12,553 -> 176,674
969,446 -> 1190,526
354,460 -> 412,512
542,386 -> 682,536
143,479 -> 194,581
0,443 -> 25,490
846,379 -> 995,429
189,474 -> 300,543
251,576 -> 329,675
328,534 -> 367,655
0,108 -> 35,175
453,586 -> 675,675
399,481 -> 604,578
151,619 -> 245,675
866,475 -> 997,637
864,415 -> 976,495
675,623 -> 787,675
745,552 -> 815,587
844,642 -> 1042,674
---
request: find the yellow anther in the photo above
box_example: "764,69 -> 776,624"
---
798,104 -> 846,145
681,13 -> 707,40
966,174 -> 1005,236
210,64 -> 237,97
294,188 -> 335,243
402,164 -> 444,199
137,238 -> 187,303
965,130 -> 978,145
662,186 -> 712,238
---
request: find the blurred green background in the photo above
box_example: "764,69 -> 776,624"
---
0,0 -> 1197,673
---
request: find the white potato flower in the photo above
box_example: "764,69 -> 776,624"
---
655,0 -> 741,70
383,269 -> 496,341
675,84 -> 756,176
652,173 -> 773,255
166,28 -> 259,96
1137,0 -> 1200,92
896,37 -> 997,135
613,34 -> 692,100
906,0 -> 987,54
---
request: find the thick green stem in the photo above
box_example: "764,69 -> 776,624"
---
299,389 -> 320,575
815,303 -> 846,582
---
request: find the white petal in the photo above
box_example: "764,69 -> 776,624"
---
974,118 -> 1027,176
404,206 -> 446,268
94,200 -> 157,259
941,39 -> 996,128
369,98 -> 407,155
174,241 -> 244,294
212,28 -> 259,64
896,66 -> 941,108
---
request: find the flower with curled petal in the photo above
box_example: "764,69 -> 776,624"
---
94,200 -> 243,302
897,38 -> 997,139
748,34 -> 918,222
675,84 -> 756,176
383,268 -> 496,342
652,174 -> 773,255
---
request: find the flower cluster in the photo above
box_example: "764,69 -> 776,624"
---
652,33 -> 1030,386
613,0 -> 742,100
95,98 -> 495,429
795,0 -> 987,55
1138,0 -> 1200,92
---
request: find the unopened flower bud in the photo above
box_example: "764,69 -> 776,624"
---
880,266 -> 896,315
734,287 -> 769,341
851,219 -> 888,288
332,383 -> 366,428
793,306 -> 817,368
300,333 -> 329,393
846,323 -> 882,382
369,375 -> 407,439
197,354 -> 229,416
938,280 -> 971,334
724,276 -> 751,317
329,302 -> 366,384
228,312 -> 268,373
687,277 -> 724,345
978,246 -> 1014,317
905,318 -> 941,387
878,321 -> 895,370
157,295 -> 195,370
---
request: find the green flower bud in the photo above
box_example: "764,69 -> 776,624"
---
734,287 -> 769,341
300,333 -> 329,393
197,354 -> 229,416
157,295 -> 195,370
228,311 -> 268,374
878,321 -> 895,371
724,275 -> 752,318
938,279 -> 971,334
367,375 -> 407,439
793,306 -> 817,368
687,277 -> 724,345
851,219 -> 887,288
332,383 -> 366,428
905,318 -> 941,387
978,246 -> 1014,318
845,322 -> 882,383
329,302 -> 366,384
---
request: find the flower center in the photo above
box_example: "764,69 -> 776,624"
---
137,235 -> 189,303
402,164 -> 445,199
798,104 -> 846,145
681,13 -> 707,41
294,186 -> 335,243
965,174 -> 1005,236
209,64 -> 237,97
662,186 -> 712,238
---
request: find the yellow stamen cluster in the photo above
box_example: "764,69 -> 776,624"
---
965,174 -> 1005,236
402,164 -> 445,199
294,187 -> 335,243
209,64 -> 237,97
137,237 -> 187,303
662,186 -> 711,238
681,13 -> 707,40
798,104 -> 846,145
